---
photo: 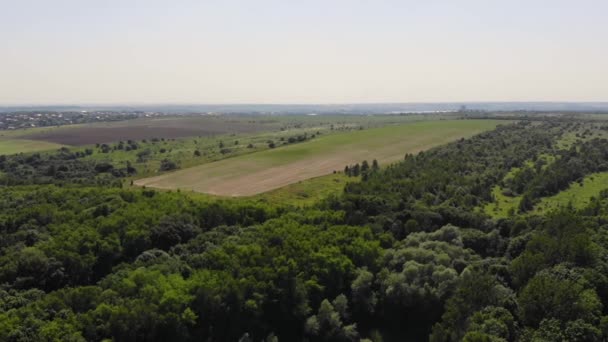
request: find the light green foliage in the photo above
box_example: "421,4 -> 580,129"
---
380,225 -> 475,307
305,297 -> 360,341
463,306 -> 515,341
484,185 -> 522,218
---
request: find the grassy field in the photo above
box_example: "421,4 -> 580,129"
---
78,126 -> 333,177
484,186 -> 522,218
136,119 -> 504,196
484,170 -> 608,219
0,139 -> 64,155
172,173 -> 355,207
487,172 -> 608,217
533,172 -> 608,213
13,113 -> 460,145
250,173 -> 353,206
0,113 -> 466,173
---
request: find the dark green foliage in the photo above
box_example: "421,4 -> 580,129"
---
137,148 -> 152,162
361,160 -> 369,173
0,149 -> 126,186
334,122 -> 558,231
518,268 -> 602,327
160,158 -> 178,171
150,214 -> 200,250
430,270 -> 514,342
510,210 -> 597,287
462,306 -> 515,341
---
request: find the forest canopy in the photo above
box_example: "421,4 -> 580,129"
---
2,119 -> 608,341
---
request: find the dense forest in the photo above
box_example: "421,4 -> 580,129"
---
3,120 -> 608,341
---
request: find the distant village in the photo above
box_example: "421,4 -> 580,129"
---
0,111 -> 163,130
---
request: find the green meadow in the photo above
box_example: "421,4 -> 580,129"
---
0,139 -> 64,155
533,172 -> 608,213
136,120 -> 504,196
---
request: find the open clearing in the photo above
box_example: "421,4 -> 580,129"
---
250,173 -> 353,206
0,139 -> 64,155
176,173 -> 354,207
136,120 -> 503,196
485,172 -> 608,218
484,185 -> 521,218
533,172 -> 608,213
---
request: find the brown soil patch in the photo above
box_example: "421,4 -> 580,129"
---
21,117 -> 278,145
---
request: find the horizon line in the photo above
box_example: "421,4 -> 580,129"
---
2,100 -> 608,107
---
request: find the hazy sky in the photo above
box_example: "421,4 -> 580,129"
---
1,0 -> 607,104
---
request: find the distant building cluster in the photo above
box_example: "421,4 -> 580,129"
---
0,111 -> 162,130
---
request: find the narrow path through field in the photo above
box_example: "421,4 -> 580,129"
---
135,120 -> 503,196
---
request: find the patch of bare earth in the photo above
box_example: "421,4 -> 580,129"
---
135,144 -> 431,196
20,117 -> 278,145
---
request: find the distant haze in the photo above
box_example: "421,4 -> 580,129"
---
1,0 -> 607,104
3,102 -> 608,115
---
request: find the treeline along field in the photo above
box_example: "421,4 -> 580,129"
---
135,120 -> 502,196
2,115 -> 480,193
0,112 -> 461,158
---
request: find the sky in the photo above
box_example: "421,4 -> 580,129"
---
1,0 -> 607,105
